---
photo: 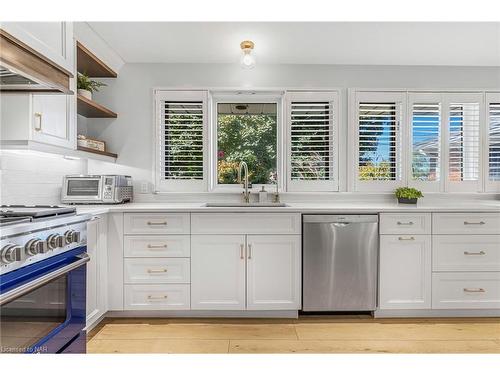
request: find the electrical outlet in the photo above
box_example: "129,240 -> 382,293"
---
140,181 -> 150,194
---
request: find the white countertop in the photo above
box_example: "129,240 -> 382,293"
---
74,200 -> 500,216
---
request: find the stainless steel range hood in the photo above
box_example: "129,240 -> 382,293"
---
0,29 -> 72,94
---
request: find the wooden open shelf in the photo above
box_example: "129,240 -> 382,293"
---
77,146 -> 118,159
77,41 -> 117,78
77,95 -> 117,118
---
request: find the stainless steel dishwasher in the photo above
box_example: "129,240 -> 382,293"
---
303,214 -> 379,311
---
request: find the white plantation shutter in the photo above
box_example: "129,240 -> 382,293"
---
408,93 -> 442,191
486,93 -> 500,191
442,94 -> 483,192
155,90 -> 208,191
354,92 -> 406,191
286,91 -> 339,191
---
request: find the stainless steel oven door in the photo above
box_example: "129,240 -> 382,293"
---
62,176 -> 103,202
0,251 -> 89,353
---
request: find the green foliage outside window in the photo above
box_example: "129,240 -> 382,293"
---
217,113 -> 277,184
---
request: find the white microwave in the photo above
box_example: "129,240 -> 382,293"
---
61,175 -> 133,204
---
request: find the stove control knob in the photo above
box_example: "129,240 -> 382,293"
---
1,244 -> 23,264
47,234 -> 64,250
25,239 -> 48,256
64,230 -> 81,244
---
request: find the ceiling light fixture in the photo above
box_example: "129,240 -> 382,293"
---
240,40 -> 255,69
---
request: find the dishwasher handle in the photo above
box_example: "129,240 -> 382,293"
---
303,214 -> 379,224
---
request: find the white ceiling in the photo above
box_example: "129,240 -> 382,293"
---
87,22 -> 500,66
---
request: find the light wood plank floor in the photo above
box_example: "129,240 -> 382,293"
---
87,316 -> 500,354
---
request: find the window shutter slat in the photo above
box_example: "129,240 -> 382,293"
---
358,102 -> 401,181
448,102 -> 480,182
163,100 -> 204,180
290,101 -> 334,181
489,102 -> 500,181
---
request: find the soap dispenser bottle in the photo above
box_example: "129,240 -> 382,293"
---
259,186 -> 268,203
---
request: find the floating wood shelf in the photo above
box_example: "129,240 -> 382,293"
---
77,95 -> 117,118
77,146 -> 118,159
77,41 -> 117,78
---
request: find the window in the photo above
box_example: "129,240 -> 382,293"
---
214,97 -> 279,188
155,90 -> 208,191
486,93 -> 500,191
285,91 -> 339,191
408,93 -> 442,191
445,93 -> 482,192
352,92 -> 406,191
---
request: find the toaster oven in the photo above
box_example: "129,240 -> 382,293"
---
61,175 -> 133,204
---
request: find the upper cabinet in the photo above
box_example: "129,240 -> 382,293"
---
1,22 -> 74,73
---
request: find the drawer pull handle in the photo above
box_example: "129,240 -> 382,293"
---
34,112 -> 42,131
397,221 -> 414,225
464,251 -> 486,256
464,221 -> 485,225
147,244 -> 168,249
147,221 -> 168,226
240,244 -> 244,259
147,268 -> 168,274
147,295 -> 168,300
398,236 -> 415,241
463,288 -> 485,293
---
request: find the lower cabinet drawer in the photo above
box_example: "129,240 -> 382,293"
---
433,235 -> 500,272
432,272 -> 500,309
124,258 -> 190,284
124,235 -> 190,258
124,284 -> 190,310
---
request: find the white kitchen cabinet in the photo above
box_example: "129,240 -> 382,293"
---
31,94 -> 75,148
191,235 -> 246,310
1,22 -> 74,73
86,215 -> 108,329
246,235 -> 301,310
0,93 -> 76,149
191,234 -> 301,311
379,235 -> 432,309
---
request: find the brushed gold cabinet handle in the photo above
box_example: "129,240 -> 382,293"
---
397,221 -> 414,225
464,251 -> 486,256
398,236 -> 415,241
147,221 -> 168,226
248,244 -> 252,259
240,244 -> 244,259
147,244 -> 168,249
147,268 -> 168,274
464,221 -> 485,225
147,295 -> 168,300
34,112 -> 42,131
463,288 -> 485,293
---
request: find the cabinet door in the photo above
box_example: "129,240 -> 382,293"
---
31,94 -> 75,148
379,235 -> 432,309
86,218 -> 99,324
191,235 -> 246,310
246,235 -> 302,310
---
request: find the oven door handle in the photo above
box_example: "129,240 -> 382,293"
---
0,253 -> 90,306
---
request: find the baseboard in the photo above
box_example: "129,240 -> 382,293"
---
85,313 -> 107,332
105,310 -> 299,319
374,309 -> 500,318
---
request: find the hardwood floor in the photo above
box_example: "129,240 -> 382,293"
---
87,316 -> 500,354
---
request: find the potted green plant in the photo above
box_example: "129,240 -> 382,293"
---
77,73 -> 106,100
394,187 -> 423,204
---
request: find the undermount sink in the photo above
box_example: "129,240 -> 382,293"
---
203,202 -> 289,207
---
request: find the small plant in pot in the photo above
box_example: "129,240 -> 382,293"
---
394,187 -> 423,204
77,73 -> 106,100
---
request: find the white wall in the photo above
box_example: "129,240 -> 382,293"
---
86,63 -> 500,201
0,151 -> 87,205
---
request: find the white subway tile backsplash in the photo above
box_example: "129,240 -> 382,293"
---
0,151 -> 87,205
